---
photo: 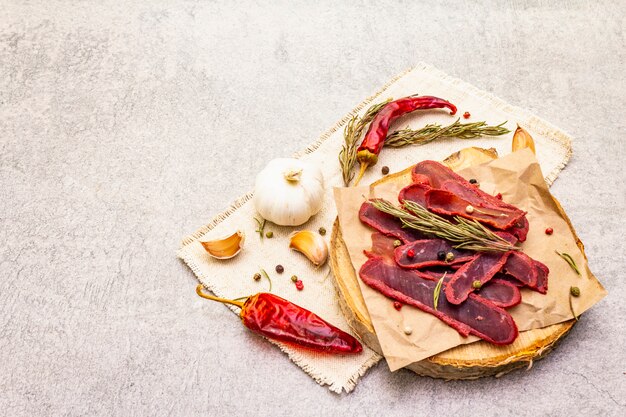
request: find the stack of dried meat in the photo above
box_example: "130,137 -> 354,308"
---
358,161 -> 549,345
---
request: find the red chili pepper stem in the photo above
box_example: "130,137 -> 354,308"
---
196,285 -> 245,308
353,161 -> 370,186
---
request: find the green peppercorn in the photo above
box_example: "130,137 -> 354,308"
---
253,273 -> 262,281
318,227 -> 326,236
472,280 -> 482,289
445,252 -> 455,262
393,240 -> 402,248
570,286 -> 580,297
265,231 -> 274,238
291,275 -> 298,283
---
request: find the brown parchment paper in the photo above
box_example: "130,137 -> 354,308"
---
334,148 -> 607,371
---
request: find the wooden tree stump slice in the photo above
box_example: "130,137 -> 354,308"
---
330,150 -> 579,379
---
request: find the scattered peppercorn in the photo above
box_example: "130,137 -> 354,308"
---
407,249 -> 416,258
265,231 -> 274,238
253,273 -> 262,281
403,326 -> 413,335
445,252 -> 455,262
275,265 -> 284,274
472,280 -> 482,289
381,166 -> 390,175
463,111 -> 471,119
437,251 -> 446,261
318,227 -> 326,236
295,280 -> 304,291
465,205 -> 475,214
291,275 -> 298,283
393,240 -> 402,248
495,193 -> 503,200
469,178 -> 478,184
393,301 -> 402,310
570,286 -> 580,297
545,227 -> 553,235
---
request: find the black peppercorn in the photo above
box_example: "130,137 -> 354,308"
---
469,178 -> 478,184
275,265 -> 284,274
381,166 -> 390,175
437,251 -> 446,261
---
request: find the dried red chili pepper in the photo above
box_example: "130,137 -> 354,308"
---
196,285 -> 362,354
354,95 -> 457,185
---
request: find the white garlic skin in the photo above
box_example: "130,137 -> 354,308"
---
254,158 -> 324,226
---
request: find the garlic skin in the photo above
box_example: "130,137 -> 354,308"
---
200,230 -> 245,259
512,124 -> 536,154
289,230 -> 328,266
254,158 -> 324,226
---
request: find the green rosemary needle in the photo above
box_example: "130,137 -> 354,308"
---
369,198 -> 518,252
555,250 -> 581,275
433,272 -> 447,311
254,217 -> 266,240
259,268 -> 272,292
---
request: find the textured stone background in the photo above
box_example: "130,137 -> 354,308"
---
1,1 -> 624,415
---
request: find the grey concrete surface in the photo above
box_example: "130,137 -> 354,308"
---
1,1 -> 625,416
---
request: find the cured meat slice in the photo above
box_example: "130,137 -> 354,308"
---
394,239 -> 473,269
412,161 -> 530,241
501,253 -> 549,294
445,251 -> 511,305
398,182 -> 431,207
359,257 -> 518,345
475,279 -> 521,308
441,180 -> 529,242
533,260 -> 549,294
365,233 -> 398,263
359,201 -> 427,243
412,160 -> 467,188
426,189 -> 525,230
492,273 -> 524,287
502,251 -> 537,288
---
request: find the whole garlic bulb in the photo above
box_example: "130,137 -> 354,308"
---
254,158 -> 324,226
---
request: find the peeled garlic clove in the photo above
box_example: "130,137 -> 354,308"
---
200,230 -> 245,259
289,230 -> 328,267
512,124 -> 536,154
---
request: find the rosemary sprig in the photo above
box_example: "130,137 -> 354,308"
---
254,217 -> 266,240
369,198 -> 518,252
384,119 -> 509,147
433,272 -> 447,310
555,250 -> 581,275
339,99 -> 391,186
338,99 -> 510,186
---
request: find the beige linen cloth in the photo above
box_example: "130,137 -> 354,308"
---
177,63 -> 574,393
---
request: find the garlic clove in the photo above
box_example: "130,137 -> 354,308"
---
512,124 -> 536,154
289,230 -> 328,267
200,230 -> 245,259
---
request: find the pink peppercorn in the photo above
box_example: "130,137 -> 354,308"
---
393,301 -> 402,311
463,111 -> 471,119
407,249 -> 415,258
545,227 -> 553,235
295,280 -> 304,291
